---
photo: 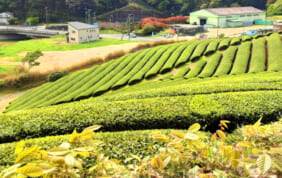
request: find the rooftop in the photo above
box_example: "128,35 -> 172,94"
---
203,6 -> 264,16
68,21 -> 97,30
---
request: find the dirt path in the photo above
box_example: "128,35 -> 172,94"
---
25,43 -> 140,73
0,91 -> 25,113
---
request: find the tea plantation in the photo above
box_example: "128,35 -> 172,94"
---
0,33 -> 281,174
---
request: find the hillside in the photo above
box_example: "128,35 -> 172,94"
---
0,33 -> 281,144
5,33 -> 282,113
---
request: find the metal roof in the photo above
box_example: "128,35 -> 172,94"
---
205,6 -> 264,16
68,21 -> 96,30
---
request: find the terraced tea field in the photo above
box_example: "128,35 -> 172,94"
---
5,33 -> 282,113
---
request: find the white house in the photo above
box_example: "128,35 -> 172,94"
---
0,12 -> 14,25
68,21 -> 99,43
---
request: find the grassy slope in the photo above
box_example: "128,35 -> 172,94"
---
0,35 -> 137,61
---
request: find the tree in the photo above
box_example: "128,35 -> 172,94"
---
26,17 -> 40,25
22,50 -> 43,69
8,17 -> 19,25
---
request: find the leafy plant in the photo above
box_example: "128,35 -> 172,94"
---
0,125 -> 127,177
136,119 -> 282,177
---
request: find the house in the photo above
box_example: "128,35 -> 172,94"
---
0,12 -> 13,25
68,21 -> 99,43
190,6 -> 266,28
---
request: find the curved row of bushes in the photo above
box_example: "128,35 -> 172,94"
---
0,90 -> 281,143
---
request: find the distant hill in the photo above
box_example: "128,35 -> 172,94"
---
97,3 -> 164,22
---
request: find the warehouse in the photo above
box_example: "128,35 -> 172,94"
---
190,6 -> 266,28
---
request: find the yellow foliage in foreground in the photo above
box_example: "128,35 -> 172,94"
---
1,119 -> 281,177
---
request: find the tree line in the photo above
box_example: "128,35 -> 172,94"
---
0,0 -> 278,23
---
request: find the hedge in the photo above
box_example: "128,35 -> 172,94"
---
107,72 -> 282,101
145,44 -> 180,78
230,37 -> 241,46
128,46 -> 168,84
218,38 -> 231,50
112,48 -> 157,89
213,46 -> 238,77
171,66 -> 191,79
184,59 -> 207,78
94,49 -> 148,93
204,40 -> 220,56
230,42 -> 252,75
190,40 -> 211,61
174,41 -> 200,67
0,91 -> 281,143
249,38 -> 266,73
198,52 -> 222,78
267,33 -> 282,72
242,35 -> 252,42
160,44 -> 188,73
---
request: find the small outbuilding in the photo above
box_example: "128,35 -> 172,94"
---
0,12 -> 13,25
68,21 -> 99,43
190,6 -> 266,28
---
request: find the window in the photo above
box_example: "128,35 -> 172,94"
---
72,30 -> 75,33
247,14 -> 252,16
71,38 -> 75,41
240,15 -> 245,17
227,16 -> 232,18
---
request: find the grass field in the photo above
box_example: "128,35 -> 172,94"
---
0,65 -> 16,74
0,35 -> 137,62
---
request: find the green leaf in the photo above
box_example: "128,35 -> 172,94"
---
83,125 -> 102,132
257,154 -> 272,174
184,132 -> 199,140
188,123 -> 201,133
15,165 -> 43,177
15,141 -> 25,155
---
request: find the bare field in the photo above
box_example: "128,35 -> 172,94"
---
18,43 -> 140,73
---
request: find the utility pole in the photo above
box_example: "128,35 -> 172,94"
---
93,12 -> 96,23
85,7 -> 88,23
45,6 -> 48,25
88,9 -> 91,24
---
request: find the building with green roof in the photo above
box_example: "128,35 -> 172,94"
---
190,6 -> 266,28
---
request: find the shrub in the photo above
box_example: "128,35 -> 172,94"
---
141,24 -> 159,35
47,70 -> 69,82
267,33 -> 282,72
249,38 -> 266,73
8,17 -> 19,25
26,17 -> 40,25
230,42 -> 252,75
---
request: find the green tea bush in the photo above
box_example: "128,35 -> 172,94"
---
213,46 -> 238,77
230,42 -> 252,75
204,40 -> 220,56
190,40 -> 210,61
46,71 -> 69,82
174,41 -> 200,67
249,38 -> 266,73
218,38 -> 231,50
198,52 -> 222,78
0,91 -> 281,143
267,33 -> 282,72
184,58 -> 207,78
230,37 -> 241,46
